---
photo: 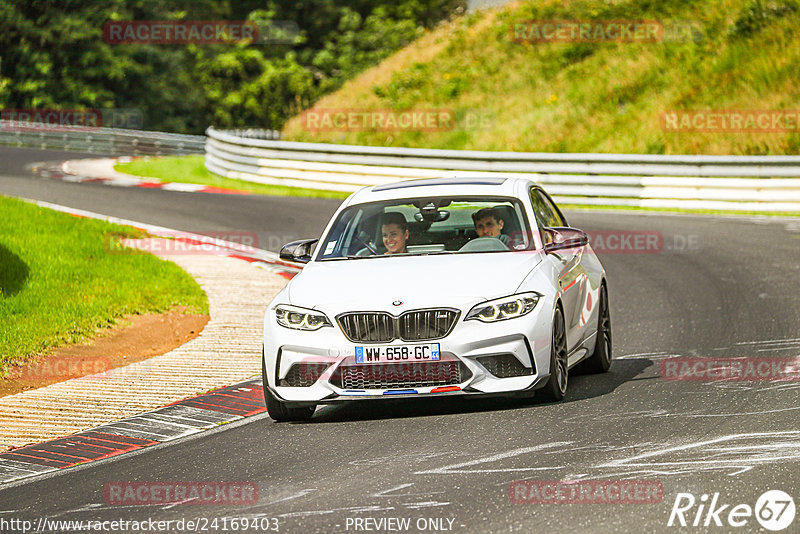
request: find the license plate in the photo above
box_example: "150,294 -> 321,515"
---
355,343 -> 441,364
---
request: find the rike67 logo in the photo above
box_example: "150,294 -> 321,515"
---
668,490 -> 795,531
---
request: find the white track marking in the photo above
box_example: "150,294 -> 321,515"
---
681,406 -> 800,418
614,350 -> 666,360
267,490 -> 316,505
563,406 -> 800,422
563,410 -> 670,423
161,497 -> 200,509
736,338 -> 800,346
710,381 -> 800,392
278,505 -> 394,518
403,501 -> 451,509
601,431 -> 800,464
414,442 -> 570,475
597,431 -> 800,476
350,451 -> 469,467
615,353 -> 682,360
372,483 -> 445,498
373,483 -> 415,496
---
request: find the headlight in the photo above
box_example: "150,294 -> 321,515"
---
274,304 -> 332,331
465,292 -> 541,323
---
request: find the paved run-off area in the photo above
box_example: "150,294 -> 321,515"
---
0,244 -> 288,450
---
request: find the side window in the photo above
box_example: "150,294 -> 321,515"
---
538,191 -> 567,227
530,188 -> 565,228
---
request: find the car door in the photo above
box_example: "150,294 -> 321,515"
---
530,187 -> 589,352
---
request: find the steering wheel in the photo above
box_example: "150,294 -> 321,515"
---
355,230 -> 378,255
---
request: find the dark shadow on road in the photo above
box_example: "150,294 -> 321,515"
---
307,357 -> 653,424
0,244 -> 28,297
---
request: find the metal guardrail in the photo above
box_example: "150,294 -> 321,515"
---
206,127 -> 800,212
0,121 -> 205,156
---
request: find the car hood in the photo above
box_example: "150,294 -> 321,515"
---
287,252 -> 542,313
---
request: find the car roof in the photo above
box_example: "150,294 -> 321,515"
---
347,176 -> 537,204
372,176 -> 508,191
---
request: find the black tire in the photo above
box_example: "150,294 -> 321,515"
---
540,306 -> 568,402
261,351 -> 315,422
579,283 -> 612,374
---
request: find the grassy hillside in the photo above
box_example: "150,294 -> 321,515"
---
282,0 -> 800,155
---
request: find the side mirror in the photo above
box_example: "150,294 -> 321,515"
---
279,239 -> 318,264
542,227 -> 588,254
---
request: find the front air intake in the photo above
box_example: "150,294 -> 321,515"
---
476,354 -> 534,378
330,361 -> 471,390
278,362 -> 332,387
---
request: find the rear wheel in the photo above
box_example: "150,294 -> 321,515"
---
261,351 -> 315,422
579,284 -> 612,374
540,307 -> 568,401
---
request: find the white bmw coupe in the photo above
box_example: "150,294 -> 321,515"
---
262,177 -> 611,421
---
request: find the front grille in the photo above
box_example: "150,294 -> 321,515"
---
337,309 -> 459,342
476,354 -> 534,378
337,312 -> 394,342
330,361 -> 471,390
278,363 -> 332,387
398,310 -> 459,341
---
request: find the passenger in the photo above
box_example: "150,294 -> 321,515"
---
381,212 -> 409,254
472,207 -> 509,245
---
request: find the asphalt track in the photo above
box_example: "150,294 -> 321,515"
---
1,146 -> 799,533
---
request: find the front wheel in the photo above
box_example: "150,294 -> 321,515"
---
540,307 -> 568,402
261,351 -> 315,422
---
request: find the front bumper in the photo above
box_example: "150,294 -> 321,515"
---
263,302 -> 555,403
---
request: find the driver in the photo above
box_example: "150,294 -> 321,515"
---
381,212 -> 409,254
471,207 -> 509,246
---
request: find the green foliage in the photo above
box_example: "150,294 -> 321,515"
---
0,0 -> 465,133
729,0 -> 798,37
311,7 -> 423,93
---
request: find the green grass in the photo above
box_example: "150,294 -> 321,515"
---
0,196 -> 209,376
282,0 -> 800,156
115,155 -> 350,199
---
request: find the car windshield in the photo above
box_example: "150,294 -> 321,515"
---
317,196 -> 532,260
